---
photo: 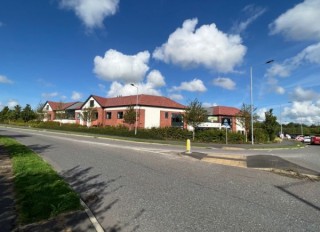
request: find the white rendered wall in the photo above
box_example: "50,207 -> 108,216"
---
144,107 -> 161,128
42,103 -> 52,112
82,97 -> 100,108
236,118 -> 245,132
144,107 -> 184,129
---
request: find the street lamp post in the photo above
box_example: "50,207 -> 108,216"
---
250,59 -> 274,145
280,104 -> 283,137
250,66 -> 254,145
130,84 -> 139,135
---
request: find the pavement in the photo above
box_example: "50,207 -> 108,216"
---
182,142 -> 320,178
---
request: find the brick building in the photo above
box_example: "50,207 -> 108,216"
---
75,94 -> 186,128
196,106 -> 245,133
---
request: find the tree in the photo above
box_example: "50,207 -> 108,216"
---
13,105 -> 22,121
184,99 -> 207,140
35,102 -> 45,121
21,104 -> 37,122
123,105 -> 136,131
79,107 -> 97,127
0,106 -> 10,122
236,103 -> 258,143
263,109 -> 278,141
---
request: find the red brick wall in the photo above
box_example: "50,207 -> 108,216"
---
137,109 -> 145,128
160,111 -> 185,128
91,108 -> 105,126
102,109 -> 145,128
160,111 -> 172,127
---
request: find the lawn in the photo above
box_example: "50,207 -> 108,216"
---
0,136 -> 82,225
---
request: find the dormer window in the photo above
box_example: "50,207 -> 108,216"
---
89,100 -> 94,107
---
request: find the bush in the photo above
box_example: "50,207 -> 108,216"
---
195,129 -> 245,143
2,121 -> 255,144
254,128 -> 269,143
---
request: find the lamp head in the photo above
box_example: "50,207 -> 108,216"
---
266,59 -> 274,64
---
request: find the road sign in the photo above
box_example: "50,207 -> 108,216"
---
221,118 -> 231,128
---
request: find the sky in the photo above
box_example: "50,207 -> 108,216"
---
1,0 -> 320,125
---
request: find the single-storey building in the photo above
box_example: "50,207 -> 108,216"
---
196,106 -> 245,133
75,94 -> 186,128
42,95 -> 245,132
42,101 -> 82,124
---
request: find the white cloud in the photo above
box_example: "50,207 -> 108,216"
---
295,42 -> 320,65
0,75 -> 13,84
265,42 -> 320,79
265,63 -> 291,78
37,78 -> 54,87
202,102 -> 218,108
283,101 -> 320,124
232,5 -> 266,34
59,0 -> 119,29
146,70 -> 166,88
256,108 -> 268,121
153,18 -> 247,73
290,86 -> 319,102
172,78 -> 207,92
8,99 -> 19,109
169,94 -> 183,101
93,49 -> 150,83
42,92 -> 59,98
107,81 -> 162,97
98,83 -> 106,90
212,77 -> 236,90
270,0 -> 320,41
71,91 -> 82,101
275,86 -> 285,95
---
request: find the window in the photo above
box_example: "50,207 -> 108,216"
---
94,112 -> 98,120
165,112 -> 169,119
117,112 -> 123,119
46,105 -> 49,110
106,112 -> 112,119
171,113 -> 183,127
89,100 -> 94,107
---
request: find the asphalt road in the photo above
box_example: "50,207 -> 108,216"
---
1,126 -> 320,231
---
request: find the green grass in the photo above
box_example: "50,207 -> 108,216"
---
0,136 -> 82,225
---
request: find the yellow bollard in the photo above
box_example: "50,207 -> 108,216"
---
186,139 -> 191,154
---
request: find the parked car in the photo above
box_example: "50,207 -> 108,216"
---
303,136 -> 311,143
295,135 -> 304,142
311,135 -> 320,145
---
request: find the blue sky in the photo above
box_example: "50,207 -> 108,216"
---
1,0 -> 320,125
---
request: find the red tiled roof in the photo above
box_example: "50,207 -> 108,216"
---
91,95 -> 108,106
211,106 -> 240,116
47,101 -> 79,110
90,94 -> 185,109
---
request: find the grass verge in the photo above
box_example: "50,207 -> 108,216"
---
0,136 -> 82,225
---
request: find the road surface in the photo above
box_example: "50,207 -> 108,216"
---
1,126 -> 319,231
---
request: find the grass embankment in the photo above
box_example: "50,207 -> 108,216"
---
0,136 -> 82,225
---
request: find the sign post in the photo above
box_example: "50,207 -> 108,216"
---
221,118 -> 231,145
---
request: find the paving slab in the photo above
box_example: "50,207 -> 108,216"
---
183,151 -> 320,177
247,155 -> 320,176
